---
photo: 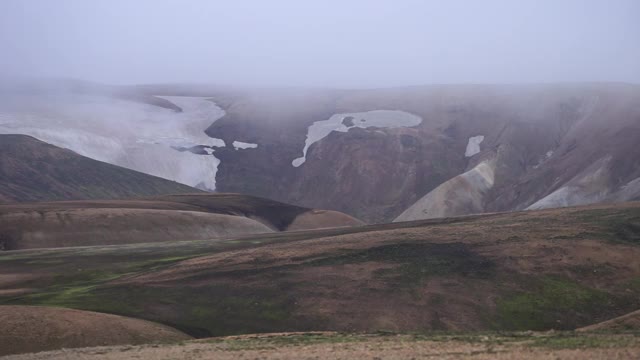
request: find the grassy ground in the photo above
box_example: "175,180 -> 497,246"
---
1,202 -> 640,339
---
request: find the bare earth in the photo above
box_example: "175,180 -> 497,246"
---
2,332 -> 639,360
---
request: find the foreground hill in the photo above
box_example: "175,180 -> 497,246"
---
578,309 -> 640,332
0,305 -> 190,356
1,202 -> 639,337
0,193 -> 364,250
0,134 -> 199,203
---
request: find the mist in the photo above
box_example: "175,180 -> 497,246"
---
1,0 -> 639,88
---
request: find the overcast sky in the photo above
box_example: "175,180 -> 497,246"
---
1,0 -> 639,87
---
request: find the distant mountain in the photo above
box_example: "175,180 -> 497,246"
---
0,134 -> 199,203
3,81 -> 640,222
187,83 -> 640,223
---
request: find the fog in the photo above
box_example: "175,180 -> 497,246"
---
1,0 -> 639,87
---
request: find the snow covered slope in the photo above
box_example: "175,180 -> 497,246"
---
0,94 -> 226,190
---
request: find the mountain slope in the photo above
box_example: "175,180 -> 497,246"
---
2,202 -> 639,336
4,82 -> 639,222
193,83 -> 640,223
0,134 -> 200,203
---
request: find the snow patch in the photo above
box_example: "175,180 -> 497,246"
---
292,110 -> 422,167
232,141 -> 258,150
0,94 -> 226,190
464,135 -> 484,157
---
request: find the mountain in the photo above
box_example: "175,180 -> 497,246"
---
3,81 -> 640,222
0,134 -> 199,203
2,202 -> 639,336
0,193 -> 364,250
193,83 -> 640,223
0,78 -> 228,190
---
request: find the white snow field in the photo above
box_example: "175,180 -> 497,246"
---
0,94 -> 228,190
292,110 -> 422,167
464,135 -> 484,157
232,141 -> 258,150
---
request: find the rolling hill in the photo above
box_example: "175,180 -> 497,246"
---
1,201 -> 639,338
0,193 -> 364,250
0,305 -> 190,356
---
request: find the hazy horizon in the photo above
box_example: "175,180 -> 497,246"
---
1,0 -> 639,88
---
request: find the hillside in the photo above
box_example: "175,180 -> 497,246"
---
4,82 -> 639,222
578,309 -> 640,332
0,134 -> 199,203
0,305 -> 190,356
135,83 -> 640,223
1,202 -> 639,338
0,193 -> 364,250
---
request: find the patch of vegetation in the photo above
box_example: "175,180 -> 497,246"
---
578,208 -> 640,245
306,243 -> 495,287
0,255 -> 197,314
531,333 -> 639,349
495,276 -> 612,331
205,333 -> 362,350
626,278 -> 640,293
199,331 -> 640,351
568,263 -> 617,277
307,242 -> 495,286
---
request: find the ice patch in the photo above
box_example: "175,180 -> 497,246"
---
464,135 -> 484,157
0,94 -> 226,190
232,141 -> 258,150
292,110 -> 422,167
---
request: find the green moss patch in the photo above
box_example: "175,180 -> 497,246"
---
495,277 -> 612,330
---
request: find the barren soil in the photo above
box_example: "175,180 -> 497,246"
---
3,332 -> 639,360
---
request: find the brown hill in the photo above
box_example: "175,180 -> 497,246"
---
0,193 -> 364,250
0,134 -> 199,203
578,309 -> 640,332
1,202 -> 639,337
0,305 -> 190,356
